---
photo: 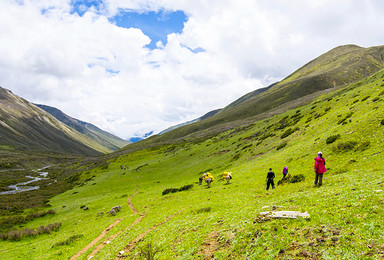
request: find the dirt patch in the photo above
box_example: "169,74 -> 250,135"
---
198,231 -> 220,260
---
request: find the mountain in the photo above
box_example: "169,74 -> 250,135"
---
5,61 -> 384,259
0,87 -> 115,156
158,109 -> 221,135
129,44 -> 384,148
35,104 -> 130,151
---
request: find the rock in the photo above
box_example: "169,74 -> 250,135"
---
258,211 -> 310,219
316,237 -> 325,243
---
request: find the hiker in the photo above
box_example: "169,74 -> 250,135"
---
204,172 -> 214,188
266,168 -> 275,190
223,171 -> 233,184
314,151 -> 326,186
199,175 -> 204,185
282,166 -> 288,178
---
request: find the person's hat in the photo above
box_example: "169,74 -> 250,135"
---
318,151 -> 322,155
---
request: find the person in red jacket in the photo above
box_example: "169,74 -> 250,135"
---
314,151 -> 326,186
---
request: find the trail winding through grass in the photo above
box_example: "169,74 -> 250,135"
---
70,189 -> 140,259
115,211 -> 180,259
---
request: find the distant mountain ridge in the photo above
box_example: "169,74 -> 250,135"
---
159,109 -> 222,135
0,87 -> 123,156
123,44 -> 384,149
35,104 -> 130,151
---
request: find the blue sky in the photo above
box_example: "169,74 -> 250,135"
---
71,0 -> 188,49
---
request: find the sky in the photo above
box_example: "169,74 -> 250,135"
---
1,0 -> 384,140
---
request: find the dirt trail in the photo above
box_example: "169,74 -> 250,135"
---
87,212 -> 146,258
116,212 -> 180,259
70,219 -> 123,260
70,190 -> 139,260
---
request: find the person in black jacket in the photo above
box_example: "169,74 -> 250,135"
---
266,168 -> 275,190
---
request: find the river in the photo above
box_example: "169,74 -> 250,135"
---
0,166 -> 51,195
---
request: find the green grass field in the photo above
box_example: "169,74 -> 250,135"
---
1,69 -> 384,259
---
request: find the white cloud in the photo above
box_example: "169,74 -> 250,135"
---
1,0 -> 384,140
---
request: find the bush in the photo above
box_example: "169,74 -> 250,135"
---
162,184 -> 193,195
194,207 -> 211,214
334,141 -> 358,152
337,112 -> 353,125
0,210 -> 56,232
138,242 -> 162,260
357,141 -> 370,151
290,174 -> 305,183
276,143 -> 287,150
277,174 -> 305,185
326,134 -> 340,144
281,128 -> 294,139
53,234 -> 83,247
0,223 -> 61,241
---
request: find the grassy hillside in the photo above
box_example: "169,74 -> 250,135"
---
1,68 -> 383,259
35,104 -> 130,151
143,45 -> 384,145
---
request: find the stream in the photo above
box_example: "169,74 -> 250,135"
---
0,166 -> 51,195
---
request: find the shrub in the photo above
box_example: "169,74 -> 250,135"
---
178,184 -> 193,191
277,174 -> 305,185
138,242 -> 162,260
162,188 -> 178,195
162,184 -> 193,195
232,153 -> 240,161
357,141 -> 370,151
53,234 -> 83,247
337,112 -> 353,125
100,164 -> 109,170
276,143 -> 287,150
0,210 -> 56,232
334,141 -> 358,152
194,207 -> 211,214
281,128 -> 294,139
0,223 -> 61,241
326,134 -> 340,144
290,174 -> 305,183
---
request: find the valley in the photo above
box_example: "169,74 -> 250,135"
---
1,65 -> 384,259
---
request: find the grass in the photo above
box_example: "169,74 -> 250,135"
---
0,69 -> 384,259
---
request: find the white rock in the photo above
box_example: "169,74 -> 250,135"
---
259,211 -> 310,219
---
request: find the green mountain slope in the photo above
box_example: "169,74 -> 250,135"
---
35,104 -> 130,151
0,87 -> 113,156
149,45 -> 384,145
2,65 -> 384,259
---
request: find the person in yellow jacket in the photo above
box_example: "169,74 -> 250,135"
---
223,171 -> 233,184
203,172 -> 214,188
